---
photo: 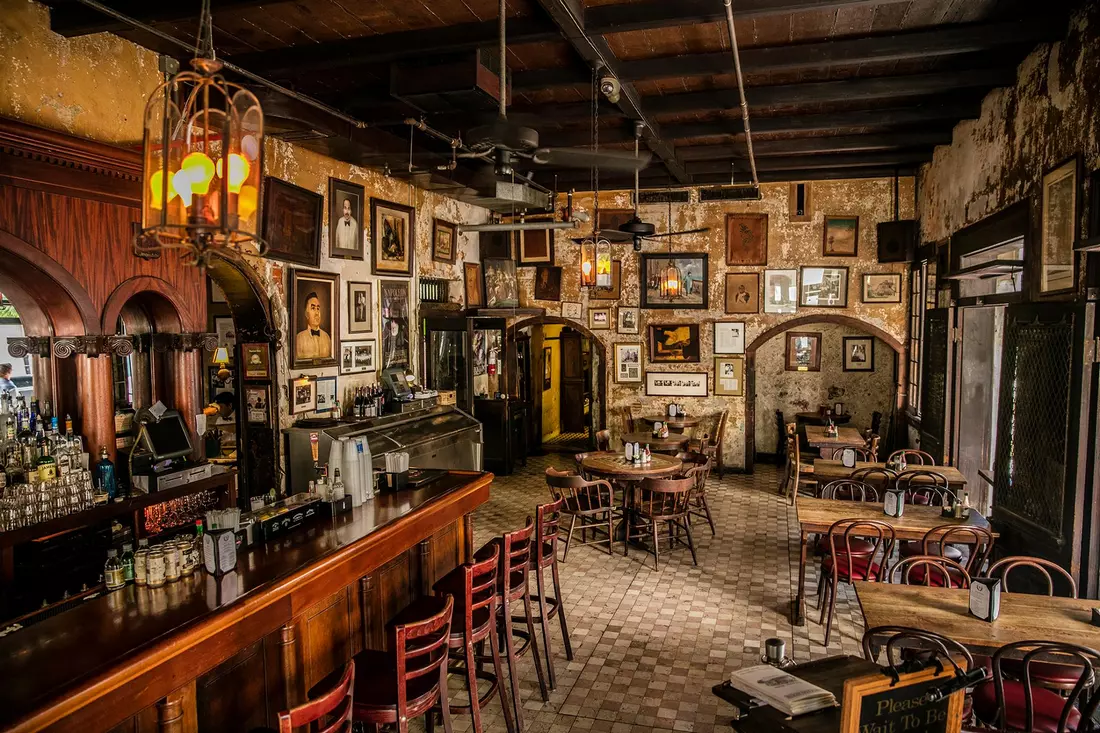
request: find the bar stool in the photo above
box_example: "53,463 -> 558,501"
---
528,497 -> 575,691
278,661 -> 355,733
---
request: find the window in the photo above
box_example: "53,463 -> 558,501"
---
957,236 -> 1025,298
908,263 -> 926,416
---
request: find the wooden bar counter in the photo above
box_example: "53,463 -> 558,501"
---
0,470 -> 492,733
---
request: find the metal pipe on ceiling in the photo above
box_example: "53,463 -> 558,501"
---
458,221 -> 578,233
722,0 -> 759,187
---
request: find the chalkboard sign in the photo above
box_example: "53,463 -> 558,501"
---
840,666 -> 963,733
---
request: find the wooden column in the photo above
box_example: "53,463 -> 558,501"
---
278,623 -> 300,710
75,354 -> 114,461
156,682 -> 196,733
169,349 -> 202,459
464,513 -> 475,563
419,538 -> 434,595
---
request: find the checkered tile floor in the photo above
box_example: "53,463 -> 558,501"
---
439,455 -> 867,733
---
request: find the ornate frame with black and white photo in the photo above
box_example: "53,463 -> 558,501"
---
288,268 -> 340,369
799,266 -> 848,308
328,177 -> 365,260
614,343 -> 643,384
347,281 -> 373,334
340,339 -> 377,374
617,307 -> 640,335
289,378 -> 317,415
842,335 -> 875,372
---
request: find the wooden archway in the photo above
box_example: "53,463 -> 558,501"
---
743,314 -> 907,473
0,229 -> 98,337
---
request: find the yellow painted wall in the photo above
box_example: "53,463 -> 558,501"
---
541,324 -> 563,441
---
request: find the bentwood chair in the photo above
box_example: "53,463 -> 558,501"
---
989,556 -> 1078,597
280,662 -> 355,733
897,469 -> 954,506
526,498 -> 574,690
595,429 -> 612,452
676,450 -> 715,535
905,524 -> 995,573
780,433 -> 817,506
624,476 -> 698,570
545,467 -> 617,559
888,554 -> 972,588
887,448 -> 936,466
866,434 -> 881,462
849,466 -> 898,494
690,409 -> 728,478
818,480 -> 879,502
825,446 -> 872,461
819,519 -> 895,646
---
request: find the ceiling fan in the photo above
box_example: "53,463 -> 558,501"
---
574,122 -> 710,251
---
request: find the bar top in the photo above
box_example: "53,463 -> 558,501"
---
0,470 -> 491,730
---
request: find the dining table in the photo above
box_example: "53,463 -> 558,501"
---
804,425 -> 867,455
638,414 -> 702,433
795,411 -> 853,427
790,497 -> 994,625
815,460 -> 968,492
580,451 -> 684,543
619,431 -> 691,454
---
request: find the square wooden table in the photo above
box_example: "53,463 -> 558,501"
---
804,426 -> 866,456
790,498 -> 993,625
856,583 -> 1100,653
814,460 -> 968,491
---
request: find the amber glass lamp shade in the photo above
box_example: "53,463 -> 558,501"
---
580,239 -> 597,287
659,263 -> 682,300
595,242 -> 612,288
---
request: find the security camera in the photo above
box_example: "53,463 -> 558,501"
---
599,74 -> 621,104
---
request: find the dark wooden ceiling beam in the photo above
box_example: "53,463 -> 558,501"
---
586,0 -> 900,35
676,131 -> 953,160
45,0 -> 266,36
552,164 -> 918,190
680,150 -> 931,175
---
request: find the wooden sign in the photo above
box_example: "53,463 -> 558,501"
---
840,666 -> 964,733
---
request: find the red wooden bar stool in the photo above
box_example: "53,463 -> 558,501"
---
277,662 -> 355,733
527,497 -> 575,692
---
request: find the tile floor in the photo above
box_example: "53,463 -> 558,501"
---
442,454 -> 868,733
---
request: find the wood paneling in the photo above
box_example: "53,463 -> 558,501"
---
196,641 -> 271,733
302,590 -> 354,691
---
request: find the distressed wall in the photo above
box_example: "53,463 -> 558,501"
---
754,324 -> 896,455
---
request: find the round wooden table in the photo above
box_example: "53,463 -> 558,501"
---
639,414 -> 702,431
580,451 -> 683,480
620,431 -> 690,454
795,411 -> 852,426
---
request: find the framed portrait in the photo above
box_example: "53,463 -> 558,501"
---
725,213 -> 768,265
714,322 -> 745,355
1041,157 -> 1079,293
800,266 -> 848,307
823,215 -> 859,257
589,308 -> 610,330
843,336 -> 875,372
561,302 -> 582,320
288,269 -> 340,369
597,209 -> 635,232
379,280 -> 410,369
645,371 -> 708,397
785,332 -> 821,372
614,342 -> 643,384
314,375 -> 338,414
648,323 -> 701,363
244,385 -> 269,424
340,339 -> 377,374
482,258 -> 519,308
241,342 -> 270,379
641,253 -> 709,309
533,266 -> 562,301
763,269 -> 798,314
262,177 -> 322,268
328,177 -> 365,260
289,378 -> 317,415
464,262 -> 483,308
591,260 -> 622,301
347,281 -> 373,334
617,306 -> 640,334
370,197 -> 415,276
725,272 -> 760,314
432,218 -> 457,264
862,273 -> 902,303
542,346 -> 552,390
714,356 -> 745,397
519,229 -> 554,265
214,317 -> 236,351
209,366 -> 234,398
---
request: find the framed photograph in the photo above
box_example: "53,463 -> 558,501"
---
617,306 -> 639,334
315,375 -> 338,414
379,280 -> 410,369
432,218 -> 457,264
340,339 -> 377,374
289,378 -> 317,415
209,279 -> 227,304
800,266 -> 848,307
725,213 -> 768,265
589,308 -> 610,330
328,177 -> 365,260
598,209 -> 635,232
288,269 -> 340,369
823,215 -> 859,257
843,336 -> 875,372
763,269 -> 798,314
473,330 -> 487,376
614,342 -> 643,383
785,332 -> 822,372
262,177 -> 322,268
482,258 -> 519,308
562,302 -> 582,320
347,281 -> 373,334
534,266 -> 562,301
640,253 -> 709,309
543,346 -> 552,390
714,356 -> 745,397
370,197 -> 415,276
214,317 -> 236,351
725,272 -> 760,314
1041,157 -> 1079,293
244,386 -> 269,424
209,366 -> 234,398
519,229 -> 554,265
591,260 -> 622,301
862,273 -> 902,303
241,343 -> 270,379
648,323 -> 701,363
464,262 -> 483,308
714,322 -> 745,355
645,371 -> 708,397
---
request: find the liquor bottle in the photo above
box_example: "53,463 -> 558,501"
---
331,467 -> 345,500
104,549 -> 126,591
95,446 -> 118,501
4,415 -> 13,443
120,543 -> 135,583
332,397 -> 341,420
35,430 -> 56,482
4,448 -> 24,486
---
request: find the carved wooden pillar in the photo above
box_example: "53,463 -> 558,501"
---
464,513 -> 475,563
156,682 -> 196,733
419,538 -> 434,595
169,349 -> 202,459
359,575 -> 375,651
278,623 -> 300,710
75,355 -> 115,461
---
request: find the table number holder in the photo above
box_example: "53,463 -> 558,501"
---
883,487 -> 905,518
968,577 -> 1001,621
203,527 -> 238,576
840,447 -> 857,468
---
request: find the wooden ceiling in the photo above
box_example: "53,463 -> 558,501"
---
44,0 -> 1073,194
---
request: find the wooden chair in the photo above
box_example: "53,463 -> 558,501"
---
281,662 -> 355,733
865,434 -> 881,462
624,476 -> 698,570
869,411 -> 883,437
774,410 -> 787,457
887,448 -> 936,466
888,554 -> 972,588
819,519 -> 895,646
825,446 -> 872,461
431,544 -> 515,733
527,497 -> 574,690
897,469 -> 954,506
849,467 -> 898,495
699,409 -> 728,478
595,429 -> 611,451
909,525 -> 995,574
677,451 -> 715,536
818,480 -> 879,502
780,434 -> 817,506
546,467 -> 617,559
619,405 -> 637,434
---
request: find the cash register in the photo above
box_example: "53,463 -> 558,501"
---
129,408 -> 221,492
380,366 -> 439,414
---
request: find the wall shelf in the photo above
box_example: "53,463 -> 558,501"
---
943,259 -> 1025,281
1074,235 -> 1100,252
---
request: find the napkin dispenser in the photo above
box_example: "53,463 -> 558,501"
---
969,577 -> 1001,622
883,487 -> 905,518
203,527 -> 238,576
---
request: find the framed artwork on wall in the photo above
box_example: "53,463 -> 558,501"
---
799,266 -> 848,307
645,371 -> 708,397
725,272 -> 760,314
241,343 -> 270,379
463,262 -> 483,308
315,375 -> 338,414
328,177 -> 365,260
641,253 -> 709,309
432,218 -> 457,264
379,280 -> 410,369
589,308 -> 610,330
340,339 -> 377,374
714,322 -> 745,355
614,343 -> 643,383
617,307 -> 639,334
648,323 -> 701,363
823,215 -> 859,257
714,356 -> 745,397
1041,156 -> 1079,293
288,269 -> 340,369
533,266 -> 562,301
842,336 -> 875,372
763,269 -> 798,314
543,346 -> 552,390
482,258 -> 519,308
370,197 -> 415,276
590,260 -> 622,300
347,281 -> 373,334
244,385 -> 269,424
518,229 -> 554,265
289,378 -> 317,414
862,273 -> 902,303
262,177 -> 323,268
562,302 -> 582,320
725,213 -> 768,265
785,332 -> 821,372
215,317 -> 236,351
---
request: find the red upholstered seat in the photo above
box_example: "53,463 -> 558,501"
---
816,536 -> 874,555
906,564 -> 966,588
975,654 -> 1093,690
822,553 -> 881,581
972,679 -> 1081,732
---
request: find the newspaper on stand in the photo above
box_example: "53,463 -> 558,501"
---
728,665 -> 837,717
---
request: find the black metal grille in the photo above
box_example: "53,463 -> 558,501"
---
993,312 -> 1074,537
919,310 -> 949,460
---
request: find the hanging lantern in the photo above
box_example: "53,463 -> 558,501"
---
660,261 -> 683,300
580,238 -> 597,287
595,240 -> 612,289
136,7 -> 264,266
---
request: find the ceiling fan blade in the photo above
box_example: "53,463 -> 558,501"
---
597,229 -> 634,242
532,147 -> 653,172
643,227 -> 712,239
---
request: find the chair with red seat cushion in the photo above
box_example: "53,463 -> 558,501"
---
972,640 -> 1100,732
906,524 -> 994,572
818,519 -> 895,646
546,467 -> 617,560
888,554 -> 972,588
897,469 -> 954,506
812,480 -> 878,556
280,661 -> 355,733
887,449 -> 936,466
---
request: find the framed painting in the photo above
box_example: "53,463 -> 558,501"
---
379,280 -> 410,369
241,342 -> 270,379
714,322 -> 745,355
314,375 -> 338,415
370,197 -> 415,276
262,177 -> 322,268
589,308 -> 610,330
725,272 -> 759,314
244,385 -> 269,424
843,336 -> 875,372
288,269 -> 339,369
1041,156 -> 1079,293
617,306 -> 639,334
533,266 -> 562,301
862,273 -> 902,303
614,343 -> 643,384
347,281 -> 373,334
432,218 -> 457,264
800,266 -> 848,307
289,378 -> 317,415
763,269 -> 798,314
645,372 -> 708,397
328,177 -> 365,260
714,356 -> 745,397
340,339 -> 377,374
591,260 -> 622,301
482,258 -> 519,308
785,332 -> 821,372
648,323 -> 701,363
463,262 -> 483,308
823,215 -> 859,257
519,229 -> 553,265
561,302 -> 582,320
725,213 -> 768,265
640,253 -> 708,309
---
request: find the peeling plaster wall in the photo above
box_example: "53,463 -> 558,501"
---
754,324 -> 896,454
540,180 -> 912,470
920,3 -> 1100,250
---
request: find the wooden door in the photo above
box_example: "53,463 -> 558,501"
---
919,307 -> 956,464
560,332 -> 586,433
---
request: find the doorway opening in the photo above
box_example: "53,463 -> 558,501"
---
0,295 -> 35,400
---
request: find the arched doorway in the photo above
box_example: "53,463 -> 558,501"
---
744,314 -> 906,472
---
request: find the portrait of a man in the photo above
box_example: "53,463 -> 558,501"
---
329,178 -> 365,259
290,269 -> 339,368
334,198 -> 358,251
296,292 -> 331,360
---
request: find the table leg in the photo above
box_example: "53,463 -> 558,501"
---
792,531 -> 808,626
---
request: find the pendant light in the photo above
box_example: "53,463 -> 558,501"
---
579,69 -> 609,288
135,0 -> 265,266
658,196 -> 682,301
